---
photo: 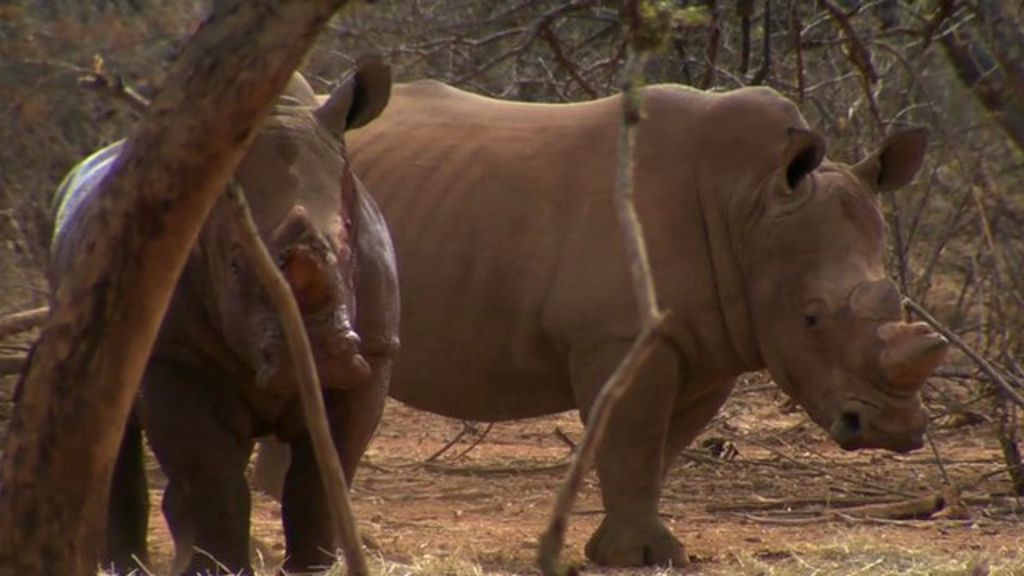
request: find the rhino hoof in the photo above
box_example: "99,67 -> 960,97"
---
584,516 -> 687,567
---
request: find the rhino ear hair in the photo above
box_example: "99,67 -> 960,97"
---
783,128 -> 826,190
853,126 -> 928,193
314,54 -> 392,136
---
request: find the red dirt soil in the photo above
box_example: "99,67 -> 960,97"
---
139,373 -> 1024,574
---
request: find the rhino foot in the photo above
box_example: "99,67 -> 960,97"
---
584,515 -> 686,567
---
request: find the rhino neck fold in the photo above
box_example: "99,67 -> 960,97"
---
695,178 -> 764,372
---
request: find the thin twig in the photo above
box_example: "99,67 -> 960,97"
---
904,297 -> 1024,410
450,422 -> 494,461
424,422 -> 473,463
925,430 -> 952,486
750,0 -> 772,85
225,181 -> 368,576
78,72 -> 150,114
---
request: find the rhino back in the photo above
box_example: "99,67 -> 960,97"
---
349,82 -> 808,419
50,141 -> 123,279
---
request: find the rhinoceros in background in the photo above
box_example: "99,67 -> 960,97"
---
334,81 -> 948,567
50,60 -> 399,575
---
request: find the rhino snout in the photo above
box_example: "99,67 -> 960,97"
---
254,322 -> 370,390
830,399 -> 925,453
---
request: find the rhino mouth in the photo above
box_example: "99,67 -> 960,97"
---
254,309 -> 370,391
830,398 -> 924,453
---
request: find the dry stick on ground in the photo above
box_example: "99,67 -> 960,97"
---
225,181 -> 368,576
739,434 -> 917,499
424,422 -> 474,463
537,9 -> 668,573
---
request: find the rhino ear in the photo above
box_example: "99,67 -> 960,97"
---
783,128 -> 826,190
853,127 -> 928,193
314,54 -> 392,136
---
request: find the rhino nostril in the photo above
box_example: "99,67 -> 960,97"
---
839,410 -> 862,436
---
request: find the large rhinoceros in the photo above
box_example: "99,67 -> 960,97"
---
337,81 -> 949,567
50,61 -> 399,576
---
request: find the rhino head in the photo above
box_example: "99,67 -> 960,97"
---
206,59 -> 390,394
747,127 -> 947,452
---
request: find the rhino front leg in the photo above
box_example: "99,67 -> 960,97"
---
569,338 -> 684,567
281,357 -> 389,572
662,378 -> 736,473
139,363 -> 255,575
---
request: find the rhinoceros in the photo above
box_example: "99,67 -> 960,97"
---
50,61 -> 399,575
335,81 -> 949,567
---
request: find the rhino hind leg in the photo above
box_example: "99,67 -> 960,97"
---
569,339 -> 686,567
105,416 -> 149,574
139,364 -> 256,575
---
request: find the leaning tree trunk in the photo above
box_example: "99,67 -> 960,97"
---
0,1 -> 352,574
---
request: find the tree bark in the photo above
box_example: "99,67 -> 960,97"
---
0,1 -> 351,574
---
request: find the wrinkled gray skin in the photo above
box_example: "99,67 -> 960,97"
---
49,63 -> 398,576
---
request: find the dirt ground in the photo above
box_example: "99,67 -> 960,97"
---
131,373 -> 1024,575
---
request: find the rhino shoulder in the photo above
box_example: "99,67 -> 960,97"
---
394,79 -> 464,101
714,86 -> 806,128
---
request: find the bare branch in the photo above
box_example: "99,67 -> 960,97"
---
78,72 -> 150,114
750,0 -> 772,85
904,297 -> 1024,410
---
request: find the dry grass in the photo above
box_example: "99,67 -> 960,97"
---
229,539 -> 1022,576
708,539 -> 1019,575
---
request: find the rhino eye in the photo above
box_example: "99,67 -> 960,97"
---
801,299 -> 827,329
